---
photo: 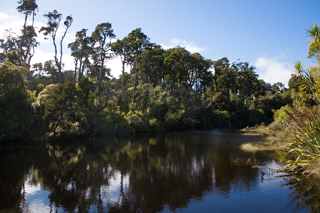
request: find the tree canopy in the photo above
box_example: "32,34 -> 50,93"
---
0,1 -> 296,142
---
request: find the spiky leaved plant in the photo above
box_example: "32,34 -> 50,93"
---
282,109 -> 320,175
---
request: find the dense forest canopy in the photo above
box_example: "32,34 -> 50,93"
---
2,0 -> 316,142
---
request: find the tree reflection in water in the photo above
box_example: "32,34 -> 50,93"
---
0,131 -> 317,212
283,175 -> 320,213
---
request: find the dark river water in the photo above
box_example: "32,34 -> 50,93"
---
0,129 -> 319,213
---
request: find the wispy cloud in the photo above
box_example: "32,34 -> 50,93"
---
0,12 -> 22,32
161,38 -> 207,53
254,56 -> 294,87
0,11 -> 78,51
0,11 -> 53,45
0,11 -> 75,71
30,49 -> 74,71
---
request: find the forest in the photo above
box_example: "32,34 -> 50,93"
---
0,0 -> 317,144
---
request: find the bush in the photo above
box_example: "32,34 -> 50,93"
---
127,110 -> 148,132
273,104 -> 292,125
0,61 -> 34,142
281,108 -> 320,174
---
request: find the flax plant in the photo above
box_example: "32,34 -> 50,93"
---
282,109 -> 320,175
281,23 -> 320,175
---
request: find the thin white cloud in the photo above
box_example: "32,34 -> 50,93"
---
280,52 -> 286,58
161,38 -> 207,53
31,49 -> 55,65
0,12 -> 73,71
0,12 -> 24,37
0,11 -> 79,52
30,49 -> 75,72
254,56 -> 294,87
0,11 -> 50,45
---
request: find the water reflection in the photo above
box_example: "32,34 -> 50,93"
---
283,175 -> 320,213
0,130 -> 317,212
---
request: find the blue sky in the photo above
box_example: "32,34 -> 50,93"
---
1,0 -> 319,86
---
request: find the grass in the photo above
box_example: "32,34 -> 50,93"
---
239,125 -> 288,152
240,125 -> 271,136
239,109 -> 320,178
240,140 -> 277,152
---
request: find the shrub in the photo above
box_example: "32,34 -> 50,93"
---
281,108 -> 320,175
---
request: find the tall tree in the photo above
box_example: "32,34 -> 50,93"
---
91,22 -> 115,82
125,28 -> 150,102
68,29 -> 93,82
112,38 -> 129,91
164,47 -> 190,94
236,62 -> 258,106
40,10 -> 73,84
136,43 -> 165,86
188,53 -> 213,93
213,57 -> 230,79
16,0 -> 39,67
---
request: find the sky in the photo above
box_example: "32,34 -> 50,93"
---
1,0 -> 320,86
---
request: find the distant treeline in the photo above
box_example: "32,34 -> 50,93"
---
1,0 -> 306,142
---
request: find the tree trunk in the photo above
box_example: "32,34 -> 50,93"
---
122,60 -> 125,92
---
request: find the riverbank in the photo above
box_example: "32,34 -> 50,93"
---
239,125 -> 320,180
239,125 -> 289,152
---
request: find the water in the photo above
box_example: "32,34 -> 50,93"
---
0,129 -> 317,212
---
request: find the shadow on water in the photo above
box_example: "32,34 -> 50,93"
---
0,129 -> 318,212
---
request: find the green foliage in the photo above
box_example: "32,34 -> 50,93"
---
252,91 -> 292,124
0,29 -> 19,64
35,83 -> 44,96
148,102 -> 168,123
281,109 -> 320,174
40,82 -> 79,136
273,105 -> 292,125
288,74 -> 301,91
91,22 -> 115,82
164,110 -> 186,130
0,60 -> 27,103
0,60 -> 34,141
77,76 -> 92,106
126,110 -> 148,132
276,24 -> 320,176
212,91 -> 233,111
5,50 -> 21,65
211,110 -> 231,127
307,23 -> 320,58
40,10 -> 73,84
0,99 -> 34,141
1,1 -> 297,140
293,60 -> 320,105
